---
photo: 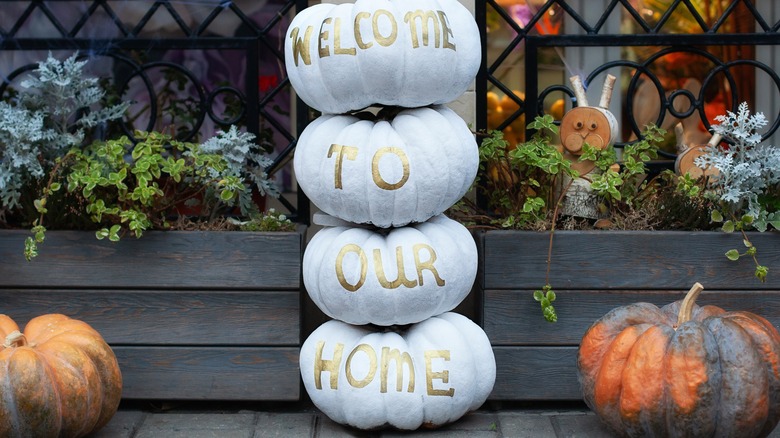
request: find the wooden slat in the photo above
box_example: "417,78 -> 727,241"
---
0,290 -> 300,345
0,229 -> 303,289
477,230 -> 780,290
491,346 -> 581,401
483,289 -> 780,345
114,346 -> 300,400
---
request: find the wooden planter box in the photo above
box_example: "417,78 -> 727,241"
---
0,228 -> 304,401
476,230 -> 780,401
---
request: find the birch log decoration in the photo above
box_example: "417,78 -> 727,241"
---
558,74 -> 620,219
674,127 -> 721,179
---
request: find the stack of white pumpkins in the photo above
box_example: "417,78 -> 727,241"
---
285,0 -> 495,430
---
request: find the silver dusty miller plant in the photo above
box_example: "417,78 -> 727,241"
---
0,52 -> 129,213
200,125 -> 279,215
696,102 -> 780,281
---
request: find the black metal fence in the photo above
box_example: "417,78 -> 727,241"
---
0,0 -> 309,222
478,0 -> 780,168
4,1 -> 779,220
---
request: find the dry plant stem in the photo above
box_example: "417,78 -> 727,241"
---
676,282 -> 704,328
545,177 -> 577,285
35,154 -> 73,228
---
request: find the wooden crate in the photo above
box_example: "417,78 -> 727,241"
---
476,230 -> 780,401
0,228 -> 304,401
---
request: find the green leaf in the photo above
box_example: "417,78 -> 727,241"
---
533,290 -> 544,302
711,210 -> 724,223
725,249 -> 740,261
49,182 -> 62,192
33,198 -> 47,214
220,189 -> 235,201
546,290 -> 556,302
721,221 -> 735,233
24,237 -> 38,261
755,265 -> 768,283
108,224 -> 121,242
543,305 -> 558,323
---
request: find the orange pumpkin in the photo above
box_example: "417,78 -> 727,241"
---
0,314 -> 122,438
578,283 -> 780,438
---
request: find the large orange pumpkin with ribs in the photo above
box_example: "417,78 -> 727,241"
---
0,314 -> 122,438
577,283 -> 780,437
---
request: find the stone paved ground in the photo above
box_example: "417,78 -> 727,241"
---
91,403 -> 780,438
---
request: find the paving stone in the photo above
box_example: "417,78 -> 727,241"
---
552,413 -> 614,438
134,412 -> 256,438
135,429 -> 253,438
141,412 -> 256,429
90,410 -> 145,438
381,413 -> 500,438
497,412 -> 557,438
316,415 -> 378,438
254,412 -> 316,437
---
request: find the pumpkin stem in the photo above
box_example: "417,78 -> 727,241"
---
3,330 -> 27,348
676,282 -> 704,328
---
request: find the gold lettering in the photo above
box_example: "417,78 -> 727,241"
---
314,341 -> 344,390
336,244 -> 368,292
354,11 -> 372,49
425,350 -> 455,397
318,18 -> 332,58
290,26 -> 314,66
404,10 -> 440,48
327,144 -> 359,189
333,17 -> 357,55
374,246 -> 417,289
346,344 -> 377,388
438,11 -> 456,50
413,244 -> 445,287
372,147 -> 410,190
381,347 -> 415,393
372,9 -> 398,47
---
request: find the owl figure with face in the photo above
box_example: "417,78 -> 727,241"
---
557,74 -> 619,218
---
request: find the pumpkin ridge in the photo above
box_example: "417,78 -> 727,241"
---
664,321 -> 720,437
706,317 -> 769,437
0,353 -> 22,437
719,311 -> 780,436
9,347 -> 63,437
592,323 -> 651,433
578,302 -> 668,404
619,324 -> 674,437
35,340 -> 103,437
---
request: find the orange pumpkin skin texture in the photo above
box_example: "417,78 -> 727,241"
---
0,314 -> 123,438
577,284 -> 780,438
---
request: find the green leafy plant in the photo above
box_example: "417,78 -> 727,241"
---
695,102 -> 780,282
472,114 -> 578,229
24,128 -> 279,260
583,124 -> 663,209
0,52 -> 283,261
454,115 -> 667,322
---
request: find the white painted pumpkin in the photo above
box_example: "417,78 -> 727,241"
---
294,105 -> 477,228
300,312 -> 496,430
303,214 -> 476,326
284,0 -> 480,114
